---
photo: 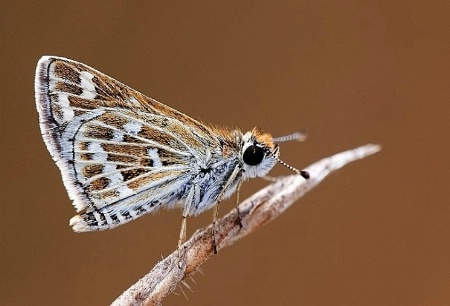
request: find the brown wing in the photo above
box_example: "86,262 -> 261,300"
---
35,56 -> 224,220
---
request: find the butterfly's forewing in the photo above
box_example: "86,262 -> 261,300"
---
35,56 -> 224,231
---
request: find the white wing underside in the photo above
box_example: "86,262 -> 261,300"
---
35,56 -> 222,231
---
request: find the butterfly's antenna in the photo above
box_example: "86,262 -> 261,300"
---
273,131 -> 307,143
275,156 -> 310,179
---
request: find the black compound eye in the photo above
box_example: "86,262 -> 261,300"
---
243,145 -> 265,166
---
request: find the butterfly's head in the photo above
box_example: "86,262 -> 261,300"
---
241,128 -> 279,178
241,128 -> 310,180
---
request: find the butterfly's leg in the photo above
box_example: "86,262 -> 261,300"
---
234,180 -> 244,228
211,205 -> 218,254
178,214 -> 187,248
211,165 -> 244,254
178,184 -> 196,248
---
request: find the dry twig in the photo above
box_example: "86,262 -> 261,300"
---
111,144 -> 381,306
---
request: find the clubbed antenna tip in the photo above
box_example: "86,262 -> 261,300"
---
275,156 -> 310,180
300,170 -> 310,179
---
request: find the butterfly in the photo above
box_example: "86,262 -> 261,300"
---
35,56 -> 309,252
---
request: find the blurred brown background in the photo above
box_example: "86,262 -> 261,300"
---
1,1 -> 449,305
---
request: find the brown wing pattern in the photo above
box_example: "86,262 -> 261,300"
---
35,56 -> 219,218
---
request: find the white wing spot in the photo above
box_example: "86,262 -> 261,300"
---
103,163 -> 117,174
108,172 -> 124,187
111,130 -> 124,142
147,148 -> 162,167
57,93 -> 75,122
79,71 -> 97,99
128,97 -> 140,107
88,143 -> 107,162
123,121 -> 142,136
118,186 -> 134,198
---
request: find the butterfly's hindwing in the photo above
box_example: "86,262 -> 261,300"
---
70,171 -> 192,232
73,111 -> 195,208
